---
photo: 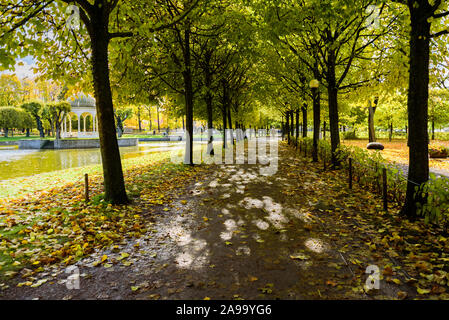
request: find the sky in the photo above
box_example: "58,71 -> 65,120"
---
1,56 -> 37,80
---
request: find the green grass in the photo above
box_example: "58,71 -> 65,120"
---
0,135 -> 49,142
124,134 -> 167,138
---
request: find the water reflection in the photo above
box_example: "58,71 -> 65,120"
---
0,142 -> 184,181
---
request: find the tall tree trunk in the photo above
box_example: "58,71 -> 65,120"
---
147,106 -> 152,131
138,108 -> 142,131
368,98 -> 377,143
281,121 -> 285,141
204,53 -> 214,156
182,23 -> 194,165
286,112 -> 290,144
302,103 -> 307,138
327,49 -> 340,167
323,121 -> 326,140
227,101 -> 233,145
312,87 -> 320,162
222,80 -> 229,148
90,12 -> 128,204
157,105 -> 160,133
389,122 -> 393,142
290,111 -> 294,140
401,5 -> 431,219
432,120 -> 435,141
295,109 -> 299,140
35,116 -> 44,138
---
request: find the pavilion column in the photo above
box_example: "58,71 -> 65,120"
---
77,114 -> 80,135
69,115 -> 72,134
83,115 -> 86,132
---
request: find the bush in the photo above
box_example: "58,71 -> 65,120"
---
417,175 -> 449,229
342,130 -> 357,140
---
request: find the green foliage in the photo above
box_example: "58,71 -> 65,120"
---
17,109 -> 34,129
0,106 -> 21,130
343,131 -> 357,140
417,175 -> 449,228
21,100 -> 43,118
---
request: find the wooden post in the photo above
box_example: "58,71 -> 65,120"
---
323,149 -> 326,171
383,168 -> 388,211
375,162 -> 379,192
84,173 -> 89,203
349,158 -> 353,189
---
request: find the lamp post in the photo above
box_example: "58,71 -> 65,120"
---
310,79 -> 320,162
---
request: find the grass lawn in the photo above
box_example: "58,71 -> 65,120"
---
342,138 -> 449,172
124,134 -> 166,139
0,136 -> 48,142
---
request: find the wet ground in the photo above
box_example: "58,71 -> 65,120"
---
0,143 -> 418,300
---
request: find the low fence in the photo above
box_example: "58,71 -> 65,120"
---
294,138 -> 447,219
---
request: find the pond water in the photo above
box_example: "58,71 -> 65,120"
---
0,141 -> 185,181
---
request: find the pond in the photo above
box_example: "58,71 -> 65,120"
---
0,141 -> 186,181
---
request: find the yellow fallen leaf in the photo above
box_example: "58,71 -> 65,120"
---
290,254 -> 308,260
417,287 -> 431,295
249,276 -> 258,282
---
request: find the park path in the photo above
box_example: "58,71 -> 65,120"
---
1,142 -> 417,300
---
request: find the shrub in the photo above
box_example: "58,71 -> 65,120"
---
343,130 -> 357,140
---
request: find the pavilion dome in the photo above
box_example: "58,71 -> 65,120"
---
68,93 -> 96,108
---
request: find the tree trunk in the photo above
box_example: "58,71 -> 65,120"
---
35,116 -> 45,138
401,5 -> 431,219
389,122 -> 393,142
90,12 -> 128,204
286,112 -> 290,144
227,102 -> 233,145
368,98 -> 377,143
323,121 -> 326,140
182,23 -> 194,165
3,128 -> 8,138
222,105 -> 227,148
290,111 -> 294,139
432,120 -> 435,141
117,117 -> 123,138
26,128 -> 30,137
138,108 -> 142,132
157,105 -> 160,133
295,109 -> 299,139
302,104 -> 307,138
327,49 -> 341,167
204,54 -> 214,156
312,87 -> 320,162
